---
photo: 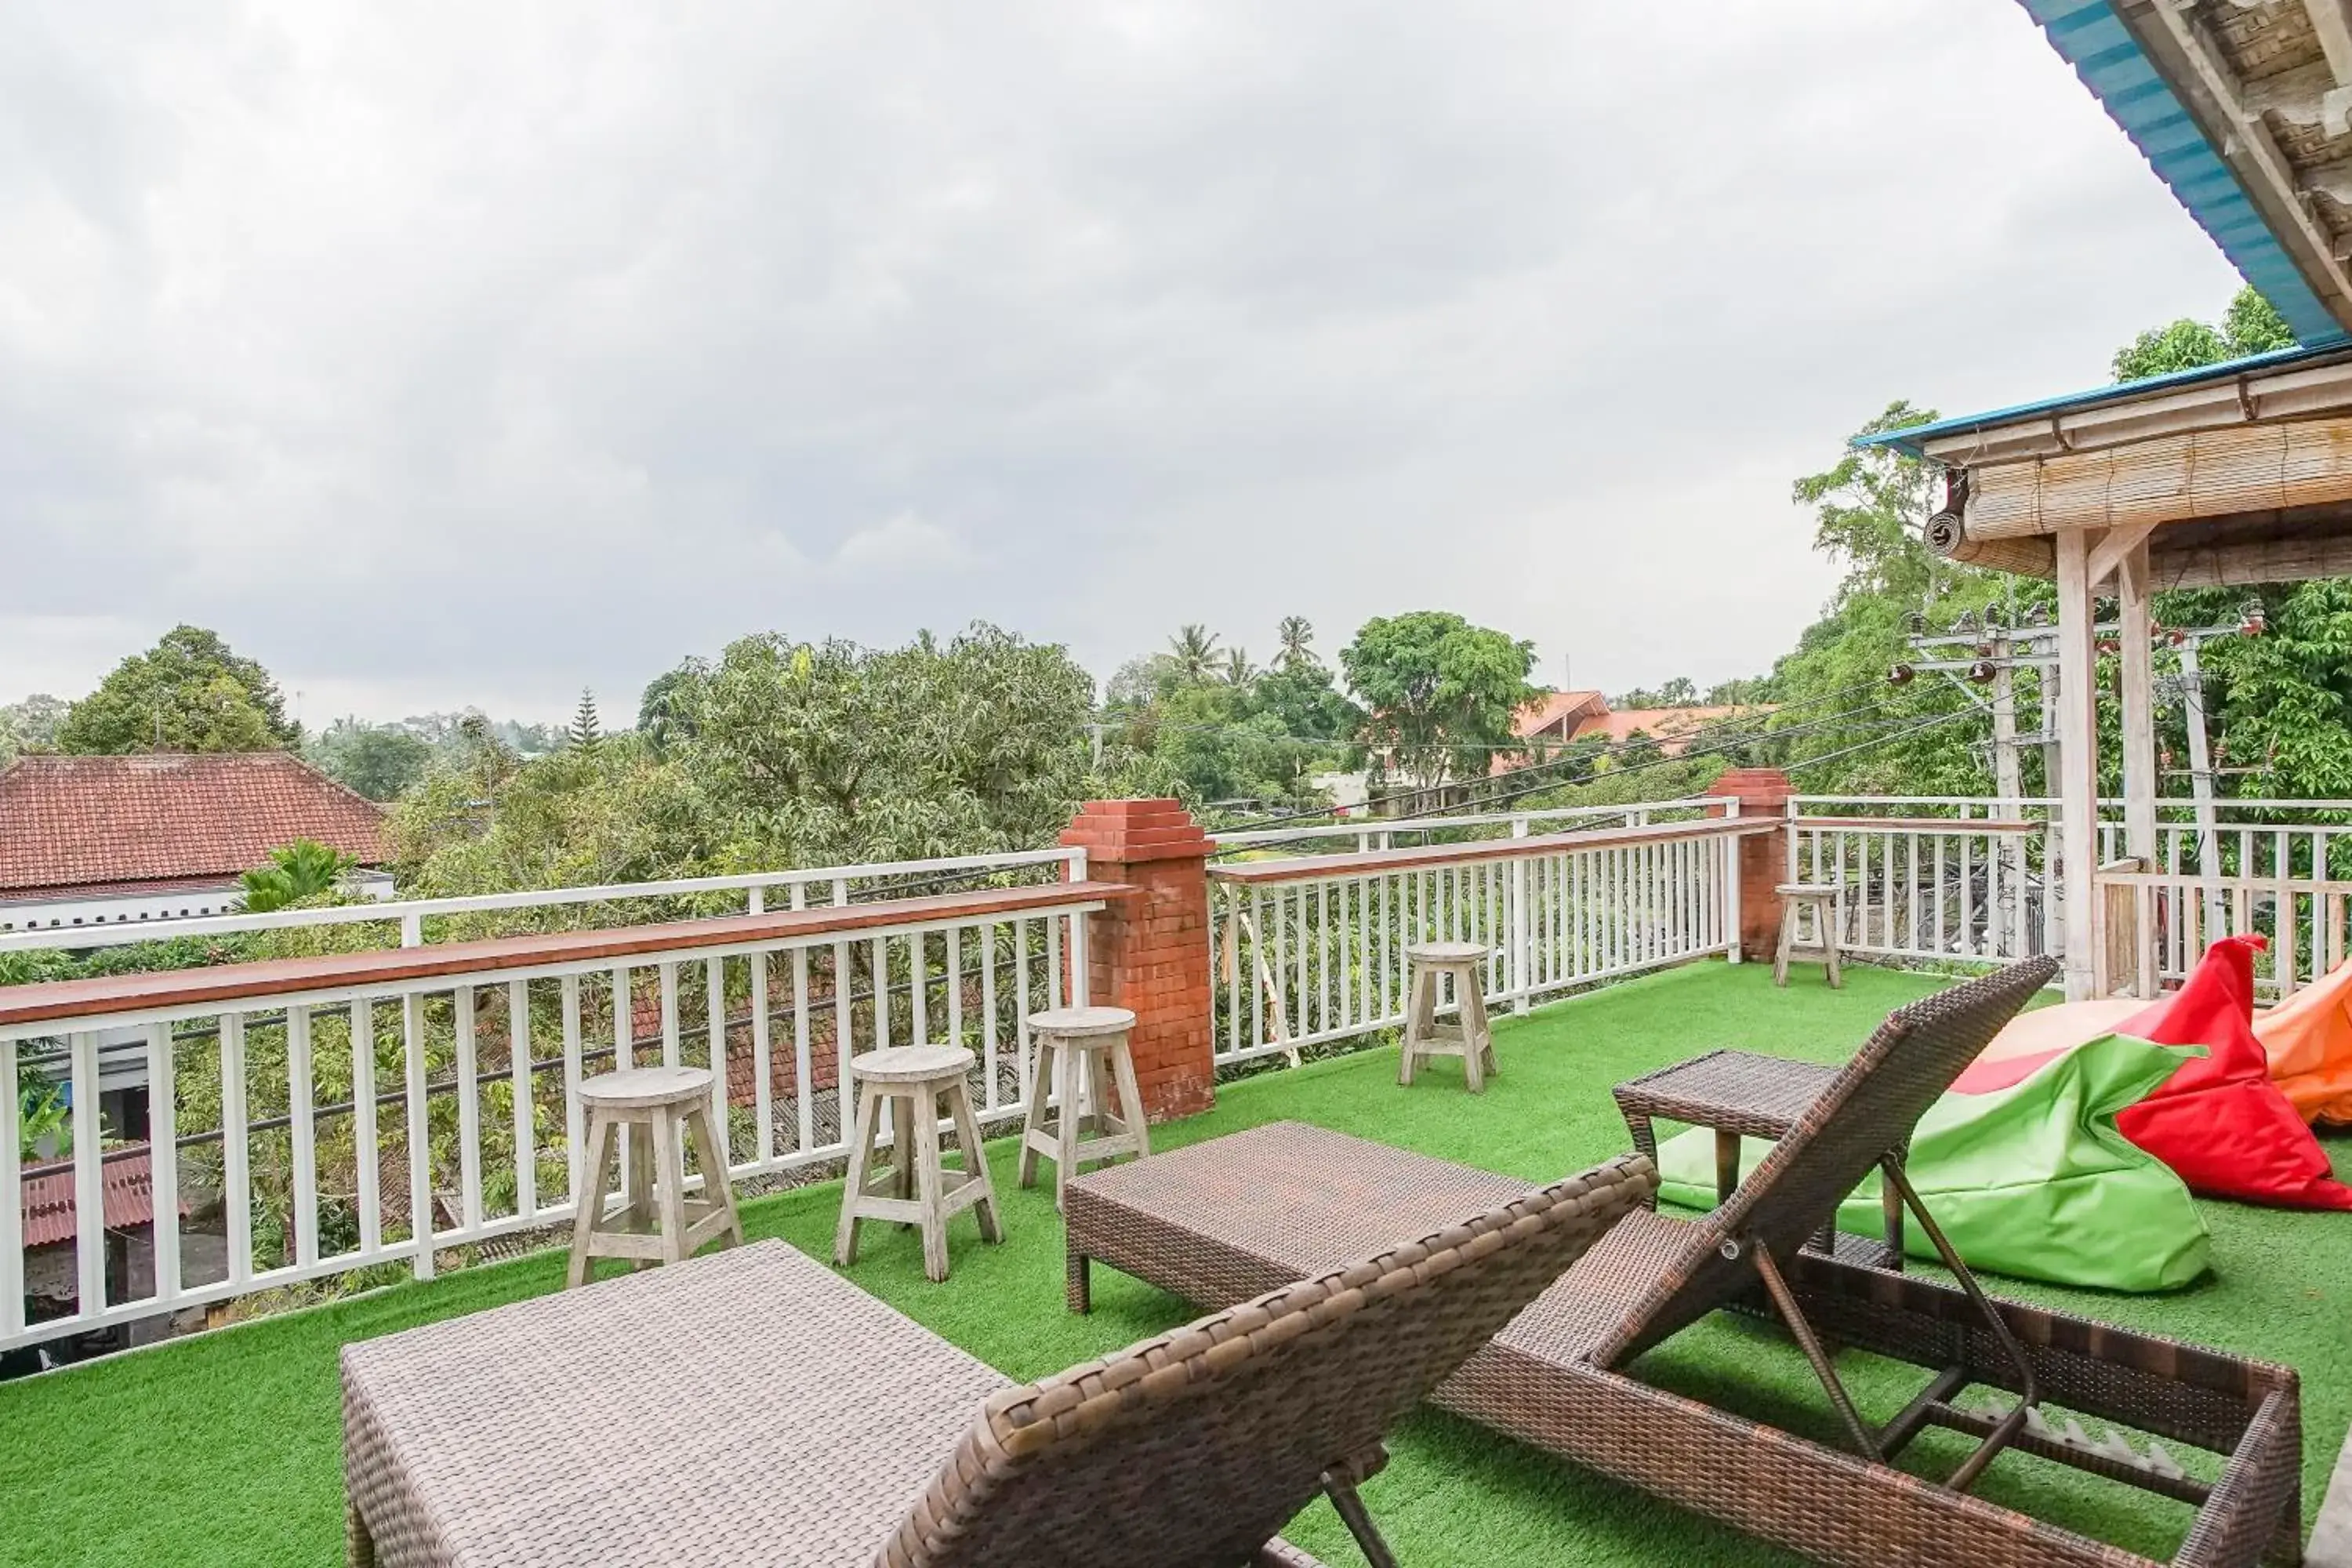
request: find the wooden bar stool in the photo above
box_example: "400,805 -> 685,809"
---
1018,1006 -> 1149,1210
1774,882 -> 1845,989
834,1044 -> 1002,1283
566,1065 -> 743,1288
1400,942 -> 1500,1092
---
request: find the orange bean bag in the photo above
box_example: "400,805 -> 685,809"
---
2253,956 -> 2352,1126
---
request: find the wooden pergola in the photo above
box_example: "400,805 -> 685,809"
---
1864,0 -> 2352,999
1874,350 -> 2352,997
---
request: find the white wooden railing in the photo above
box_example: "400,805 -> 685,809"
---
0,877 -> 1105,1356
1207,797 -> 1725,854
1791,795 -> 2352,997
1206,815 -> 1772,1065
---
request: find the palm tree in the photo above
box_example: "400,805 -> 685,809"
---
1221,647 -> 1258,686
1168,625 -> 1221,684
1276,616 -> 1314,669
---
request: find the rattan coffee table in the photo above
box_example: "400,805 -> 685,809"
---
1612,1047 -> 1904,1269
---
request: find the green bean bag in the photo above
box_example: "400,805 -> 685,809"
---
1654,1029 -> 2212,1293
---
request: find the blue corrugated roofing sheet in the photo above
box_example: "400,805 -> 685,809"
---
2020,0 -> 2345,348
1855,341 -> 2348,457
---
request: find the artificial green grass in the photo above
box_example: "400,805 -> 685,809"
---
3,960 -> 2348,1566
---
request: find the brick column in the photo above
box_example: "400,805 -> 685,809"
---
1711,768 -> 1793,962
1059,798 -> 1218,1122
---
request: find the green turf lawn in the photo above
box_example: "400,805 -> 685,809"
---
4,960 -> 2348,1566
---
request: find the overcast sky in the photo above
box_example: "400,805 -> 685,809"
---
1,2 -> 2248,726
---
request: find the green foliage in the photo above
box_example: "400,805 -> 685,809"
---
565,688 -> 603,753
1167,625 -> 1221,684
1612,677 -> 1698,708
16,1077 -> 71,1160
238,840 -> 359,913
2111,285 -> 2296,381
1788,401 -> 1944,611
55,625 -> 300,754
1340,612 -> 1537,793
637,663 -> 705,754
1275,616 -> 1315,670
307,719 -> 434,800
0,693 -> 67,768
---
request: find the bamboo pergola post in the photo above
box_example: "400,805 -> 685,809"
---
2117,537 -> 2160,999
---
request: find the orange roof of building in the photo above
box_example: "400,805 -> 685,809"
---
0,753 -> 387,897
20,1148 -> 186,1248
1573,706 -> 1752,748
1512,691 -> 1609,739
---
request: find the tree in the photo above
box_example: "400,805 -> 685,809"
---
1220,647 -> 1258,686
1276,616 -> 1315,670
0,694 -> 67,767
1340,612 -> 1538,793
1788,401 -> 1944,611
309,719 -> 434,801
566,689 -> 603,753
55,626 -> 301,754
1167,625 -> 1221,684
238,840 -> 358,913
637,662 -> 707,754
2112,284 -> 2295,380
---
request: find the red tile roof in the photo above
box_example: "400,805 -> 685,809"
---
0,753 -> 387,897
1512,691 -> 1608,740
19,1148 -> 183,1248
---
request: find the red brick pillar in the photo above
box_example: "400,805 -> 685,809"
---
1711,768 -> 1793,962
1059,799 -> 1217,1121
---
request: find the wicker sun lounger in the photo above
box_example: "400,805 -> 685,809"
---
343,1152 -> 1654,1568
1067,958 -> 2309,1568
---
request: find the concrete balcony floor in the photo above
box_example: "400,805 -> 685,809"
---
3,961 -> 2348,1567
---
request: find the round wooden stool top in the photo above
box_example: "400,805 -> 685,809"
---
1026,1005 -> 1137,1040
1406,941 -> 1490,965
849,1044 -> 976,1084
578,1064 -> 715,1110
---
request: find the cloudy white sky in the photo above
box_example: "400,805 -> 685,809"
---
1,2 -> 2247,726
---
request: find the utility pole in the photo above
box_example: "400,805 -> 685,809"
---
2176,637 -> 2223,938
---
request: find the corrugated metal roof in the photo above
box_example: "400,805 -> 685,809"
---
1854,341 -> 2352,458
2020,0 -> 2348,348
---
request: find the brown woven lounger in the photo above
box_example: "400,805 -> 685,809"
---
1067,958 -> 2309,1568
343,1149 -> 1653,1568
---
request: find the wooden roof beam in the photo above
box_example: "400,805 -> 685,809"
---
2120,0 -> 2352,327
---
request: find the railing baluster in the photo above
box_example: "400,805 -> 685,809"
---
453,985 -> 482,1232
981,922 -> 1002,1107
912,930 -> 930,1048
351,999 -> 379,1257
72,1030 -> 105,1317
0,1040 -> 17,1339
560,978 -> 583,1203
289,1005 -> 318,1269
404,994 -> 434,1280
509,978 -> 536,1221
659,963 -> 681,1069
149,1021 -> 180,1302
220,1014 -> 252,1287
750,949 -> 774,1165
1014,916 -> 1034,1104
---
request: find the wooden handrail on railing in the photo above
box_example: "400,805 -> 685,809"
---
0,882 -> 1127,1032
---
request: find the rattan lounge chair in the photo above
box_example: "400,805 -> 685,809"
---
342,1152 -> 1653,1568
1065,958 -> 2309,1568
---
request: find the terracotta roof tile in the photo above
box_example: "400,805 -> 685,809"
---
0,753 -> 387,895
19,1148 -> 184,1248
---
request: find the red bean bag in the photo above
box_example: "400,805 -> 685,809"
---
2114,936 -> 2352,1210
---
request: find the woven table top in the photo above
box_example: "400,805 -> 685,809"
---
1069,1120 -> 1533,1277
342,1242 -> 1010,1566
1610,1048 -> 1838,1136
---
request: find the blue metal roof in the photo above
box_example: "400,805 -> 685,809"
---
2020,0 -> 2346,349
1856,340 -> 2350,457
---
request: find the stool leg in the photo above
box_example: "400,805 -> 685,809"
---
1460,968 -> 1492,1093
1018,1038 -> 1056,1190
1400,967 -> 1432,1086
625,1121 -> 656,1269
834,1083 -> 881,1267
650,1110 -> 691,1265
1054,1036 -> 1083,1210
566,1110 -> 619,1289
913,1084 -> 952,1283
1774,904 -> 1797,988
687,1104 -> 744,1247
946,1080 -> 1002,1243
1107,1039 -> 1150,1162
887,1090 -> 916,1226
